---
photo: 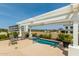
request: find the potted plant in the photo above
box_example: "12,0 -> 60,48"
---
25,33 -> 29,38
58,33 -> 72,48
12,32 -> 18,38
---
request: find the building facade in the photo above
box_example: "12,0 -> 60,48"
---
64,24 -> 73,34
64,24 -> 79,34
9,25 -> 19,33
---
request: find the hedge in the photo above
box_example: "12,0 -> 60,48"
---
0,35 -> 8,41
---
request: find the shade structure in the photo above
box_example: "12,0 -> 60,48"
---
17,4 -> 79,26
17,4 -> 72,25
17,4 -> 79,56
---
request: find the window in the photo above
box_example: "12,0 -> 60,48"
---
70,26 -> 73,29
66,31 -> 68,33
65,26 -> 68,29
21,26 -> 24,31
70,31 -> 73,34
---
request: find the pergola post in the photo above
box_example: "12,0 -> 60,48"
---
24,25 -> 28,32
29,27 -> 32,39
73,21 -> 78,46
68,21 -> 79,56
18,25 -> 22,37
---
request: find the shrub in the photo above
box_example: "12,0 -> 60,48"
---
39,34 -> 44,38
44,34 -> 48,39
58,33 -> 73,48
32,33 -> 37,37
43,34 -> 47,38
58,33 -> 65,41
0,35 -> 8,40
47,33 -> 52,39
39,33 -> 52,39
12,32 -> 18,38
58,33 -> 73,43
7,33 -> 9,38
64,34 -> 73,43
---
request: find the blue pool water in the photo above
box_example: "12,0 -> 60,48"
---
32,37 -> 59,47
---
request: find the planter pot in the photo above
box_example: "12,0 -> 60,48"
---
63,42 -> 70,48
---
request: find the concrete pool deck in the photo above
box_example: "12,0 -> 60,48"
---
0,39 -> 66,56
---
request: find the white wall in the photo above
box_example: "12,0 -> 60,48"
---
69,45 -> 79,56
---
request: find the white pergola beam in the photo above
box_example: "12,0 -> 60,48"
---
17,4 -> 72,25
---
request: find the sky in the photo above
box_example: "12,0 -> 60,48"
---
0,3 -> 69,29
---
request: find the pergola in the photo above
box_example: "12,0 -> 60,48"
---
17,4 -> 79,56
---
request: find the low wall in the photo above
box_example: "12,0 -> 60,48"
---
68,45 -> 79,56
